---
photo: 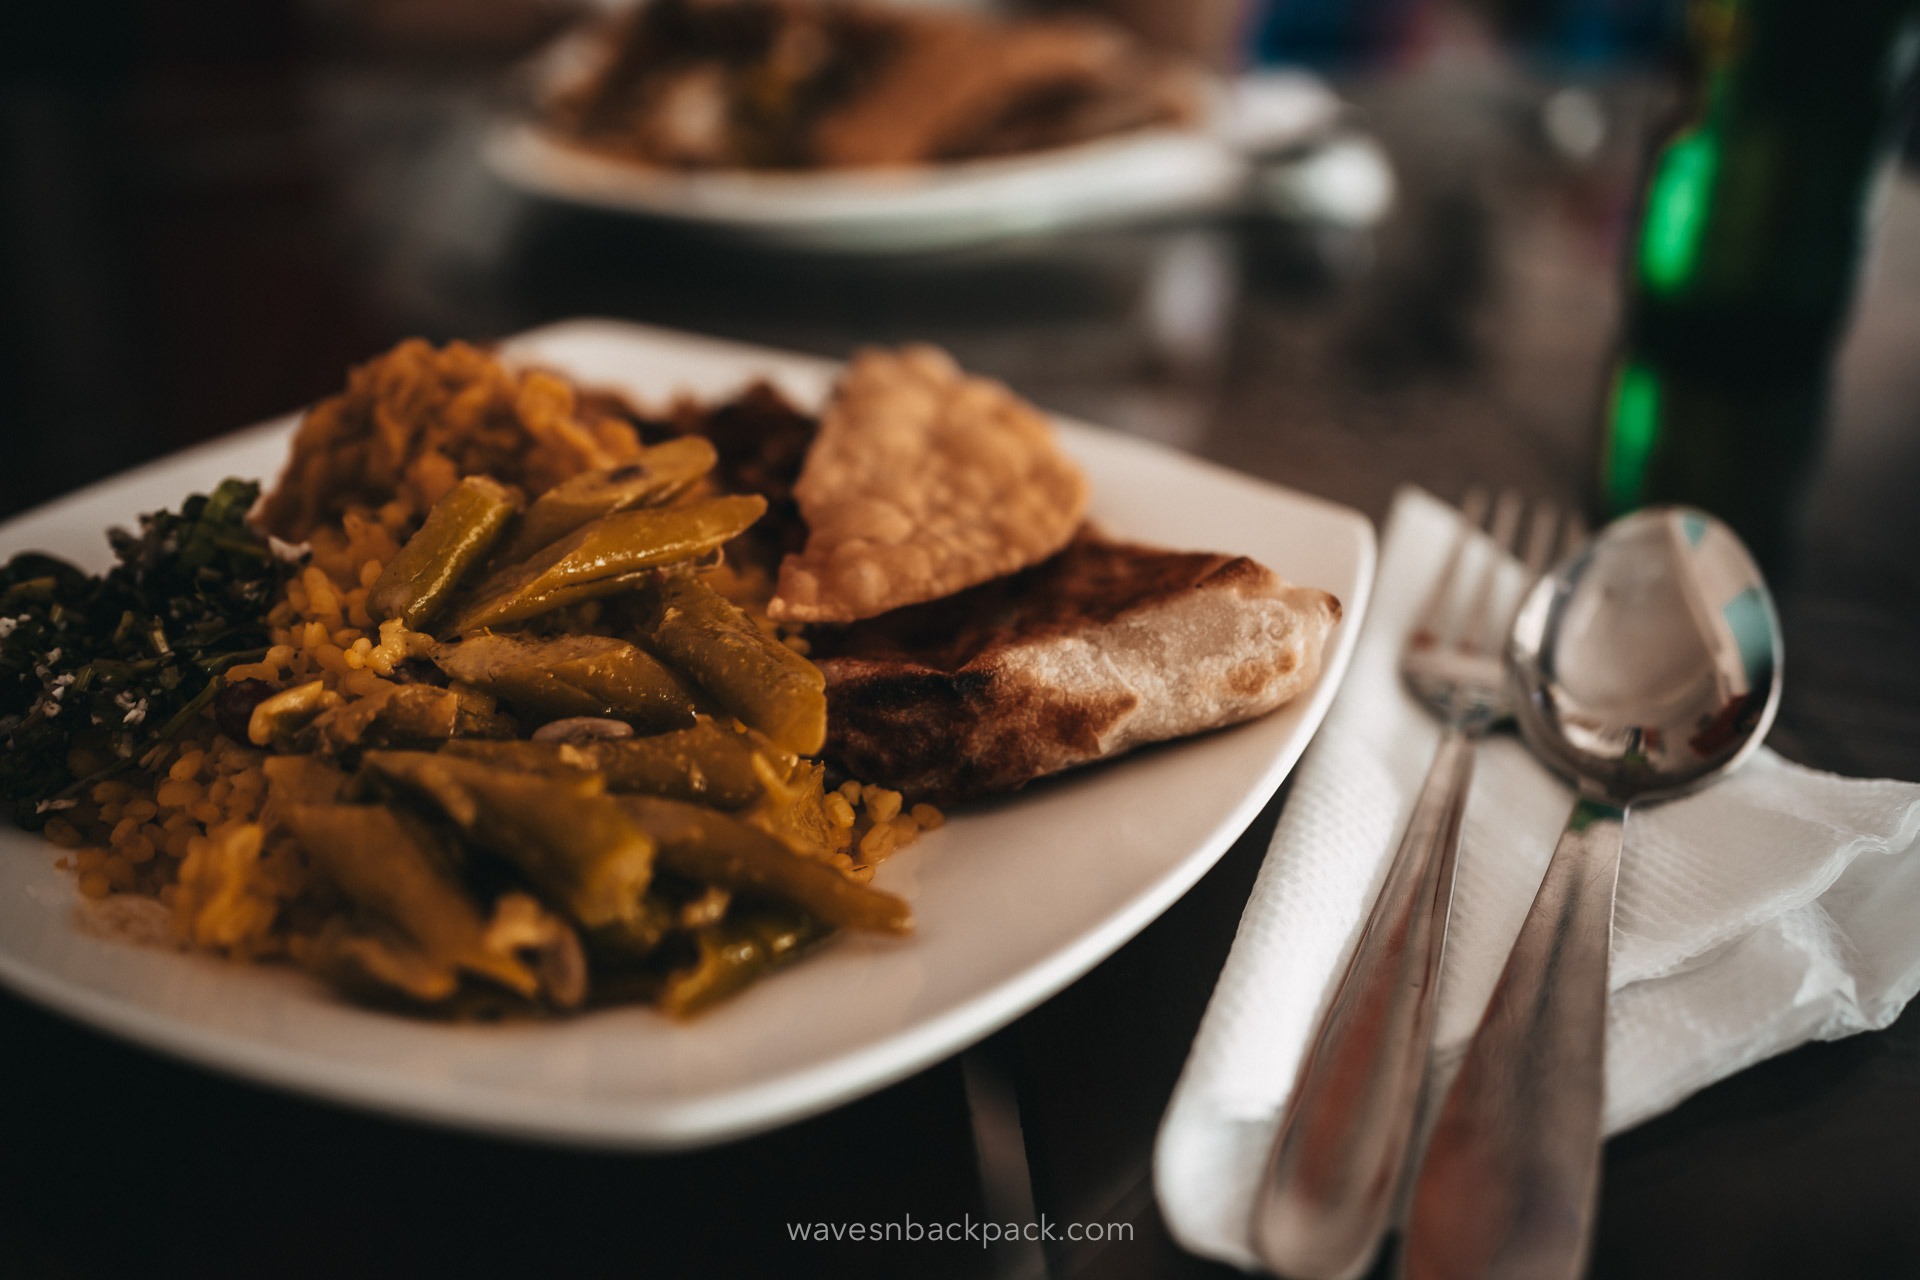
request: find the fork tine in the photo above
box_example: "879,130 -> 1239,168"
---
1520,499 -> 1559,582
1458,489 -> 1525,655
1490,498 -> 1564,649
1410,488 -> 1491,649
1563,511 -> 1591,556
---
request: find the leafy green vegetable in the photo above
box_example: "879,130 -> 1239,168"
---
0,479 -> 288,825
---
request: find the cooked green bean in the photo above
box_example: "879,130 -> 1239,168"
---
658,903 -> 830,1018
495,438 -> 719,563
432,633 -> 700,729
361,750 -> 653,929
582,894 -> 678,963
254,682 -> 511,756
619,795 -> 910,935
639,575 -> 826,755
451,495 -> 765,632
278,801 -> 551,1000
443,717 -> 780,808
368,475 -> 520,630
305,682 -> 457,754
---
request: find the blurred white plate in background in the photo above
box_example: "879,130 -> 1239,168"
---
485,42 -> 1355,252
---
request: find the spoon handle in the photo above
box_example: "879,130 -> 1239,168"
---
1250,727 -> 1476,1280
1400,795 -> 1626,1280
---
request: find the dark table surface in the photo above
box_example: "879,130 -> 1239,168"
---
3,9 -> 1919,1279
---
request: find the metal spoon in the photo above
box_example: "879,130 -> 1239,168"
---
1400,506 -> 1782,1280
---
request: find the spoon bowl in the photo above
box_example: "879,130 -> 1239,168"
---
1509,506 -> 1782,804
1403,506 -> 1781,1280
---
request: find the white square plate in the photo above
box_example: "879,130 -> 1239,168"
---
0,320 -> 1373,1148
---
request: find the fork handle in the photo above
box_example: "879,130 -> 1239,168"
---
1250,727 -> 1476,1280
1400,796 -> 1626,1280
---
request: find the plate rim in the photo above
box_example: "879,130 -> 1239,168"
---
0,319 -> 1375,1148
483,121 -> 1249,252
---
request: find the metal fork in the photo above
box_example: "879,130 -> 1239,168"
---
1249,489 -> 1569,1280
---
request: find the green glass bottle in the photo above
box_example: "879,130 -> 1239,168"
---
1598,0 -> 1920,566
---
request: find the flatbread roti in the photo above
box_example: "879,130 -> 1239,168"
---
811,531 -> 1343,802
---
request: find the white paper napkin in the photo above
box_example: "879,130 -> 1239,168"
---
1155,487 -> 1920,1270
